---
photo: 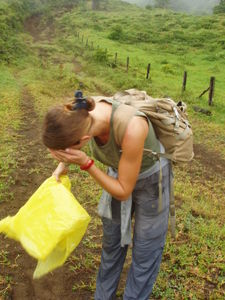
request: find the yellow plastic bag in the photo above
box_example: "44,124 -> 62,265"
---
0,175 -> 91,279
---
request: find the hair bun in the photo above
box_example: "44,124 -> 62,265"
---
85,97 -> 95,111
73,90 -> 95,112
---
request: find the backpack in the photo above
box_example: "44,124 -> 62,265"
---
92,89 -> 194,238
112,89 -> 194,238
112,88 -> 194,163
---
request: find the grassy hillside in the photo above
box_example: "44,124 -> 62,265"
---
0,0 -> 225,299
53,1 -> 225,122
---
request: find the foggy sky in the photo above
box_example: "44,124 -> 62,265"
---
123,0 -> 220,14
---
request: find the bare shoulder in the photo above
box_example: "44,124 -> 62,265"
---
125,116 -> 149,140
122,116 -> 149,150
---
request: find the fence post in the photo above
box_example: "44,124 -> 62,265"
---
182,71 -> 187,92
126,57 -> 129,72
86,38 -> 88,47
146,63 -> 151,79
208,76 -> 215,106
59,63 -> 63,79
115,52 -> 117,65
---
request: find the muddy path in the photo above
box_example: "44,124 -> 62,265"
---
0,88 -> 85,299
0,11 -> 97,299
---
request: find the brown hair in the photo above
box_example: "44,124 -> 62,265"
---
42,97 -> 95,150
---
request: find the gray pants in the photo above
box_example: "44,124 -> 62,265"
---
95,163 -> 171,300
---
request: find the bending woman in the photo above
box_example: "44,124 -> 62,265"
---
42,91 -> 172,300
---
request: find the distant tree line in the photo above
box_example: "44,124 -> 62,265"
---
213,0 -> 225,13
127,0 -> 223,14
92,0 -> 100,10
154,0 -> 223,13
154,0 -> 170,8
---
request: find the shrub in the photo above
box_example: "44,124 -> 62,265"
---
161,64 -> 176,75
214,0 -> 225,14
204,55 -> 217,62
93,49 -> 109,63
108,25 -> 124,41
161,59 -> 168,65
146,5 -> 153,10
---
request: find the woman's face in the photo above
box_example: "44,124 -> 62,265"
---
69,135 -> 92,150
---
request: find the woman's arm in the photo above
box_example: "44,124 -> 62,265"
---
52,162 -> 68,182
50,117 -> 148,201
88,117 -> 148,200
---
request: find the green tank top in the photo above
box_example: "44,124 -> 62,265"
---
89,100 -> 160,173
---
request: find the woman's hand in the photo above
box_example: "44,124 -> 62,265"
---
52,162 -> 68,182
49,148 -> 89,166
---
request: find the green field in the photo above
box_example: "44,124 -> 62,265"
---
0,1 -> 225,299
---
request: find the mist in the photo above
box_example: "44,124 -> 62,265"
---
123,0 -> 221,14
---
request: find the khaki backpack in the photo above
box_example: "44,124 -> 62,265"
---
113,88 -> 194,163
92,89 -> 194,238
112,89 -> 194,238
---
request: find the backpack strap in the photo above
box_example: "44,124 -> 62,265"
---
92,96 -> 138,147
143,148 -> 174,160
143,148 -> 176,238
169,172 -> 176,239
113,103 -> 137,146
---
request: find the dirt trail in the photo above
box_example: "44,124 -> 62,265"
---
24,14 -> 42,42
0,13 -> 96,300
0,89 -> 82,300
0,90 -> 52,217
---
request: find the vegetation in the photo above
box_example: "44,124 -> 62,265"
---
214,0 -> 225,14
0,0 -> 28,63
0,0 -> 225,299
0,0 -> 82,63
154,0 -> 170,8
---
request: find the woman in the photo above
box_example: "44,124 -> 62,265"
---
42,90 -> 172,300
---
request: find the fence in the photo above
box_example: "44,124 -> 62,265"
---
75,32 -> 216,106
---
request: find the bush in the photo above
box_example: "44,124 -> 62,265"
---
93,49 -> 109,63
0,1 -> 28,63
161,64 -> 176,75
146,5 -> 153,10
108,25 -> 124,41
161,59 -> 169,65
214,0 -> 225,14
218,39 -> 225,49
0,0 -> 81,64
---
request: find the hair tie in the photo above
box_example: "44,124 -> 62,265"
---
72,90 -> 88,110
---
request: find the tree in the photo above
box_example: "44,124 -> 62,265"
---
154,0 -> 170,8
92,0 -> 100,10
214,0 -> 225,14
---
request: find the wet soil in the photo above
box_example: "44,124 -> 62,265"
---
0,89 -> 88,300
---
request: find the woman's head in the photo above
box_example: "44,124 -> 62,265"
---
42,95 -> 95,150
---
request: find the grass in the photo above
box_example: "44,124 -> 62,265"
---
0,67 -> 23,202
53,5 -> 225,126
0,0 -> 225,299
0,251 -> 13,298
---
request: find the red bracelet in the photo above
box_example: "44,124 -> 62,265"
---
80,159 -> 94,171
